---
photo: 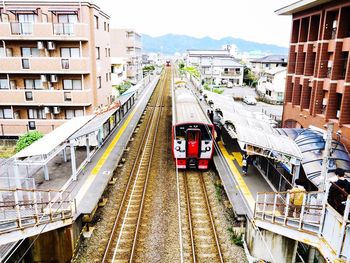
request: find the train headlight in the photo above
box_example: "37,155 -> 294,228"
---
205,146 -> 211,151
175,146 -> 181,151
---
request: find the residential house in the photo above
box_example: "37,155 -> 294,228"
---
257,68 -> 286,104
250,55 -> 287,76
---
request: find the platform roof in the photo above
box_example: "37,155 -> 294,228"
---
277,128 -> 350,187
69,109 -> 117,140
13,116 -> 94,159
204,91 -> 302,160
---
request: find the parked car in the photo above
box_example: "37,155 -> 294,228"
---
243,96 -> 257,105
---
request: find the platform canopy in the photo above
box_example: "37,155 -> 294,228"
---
277,128 -> 350,188
204,91 -> 302,162
70,108 -> 117,140
13,116 -> 94,159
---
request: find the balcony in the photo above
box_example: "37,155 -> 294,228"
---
126,38 -> 142,49
0,22 -> 89,41
0,89 -> 92,106
0,57 -> 90,74
221,72 -> 241,77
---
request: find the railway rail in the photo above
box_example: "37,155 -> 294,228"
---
101,70 -> 168,262
178,170 -> 224,263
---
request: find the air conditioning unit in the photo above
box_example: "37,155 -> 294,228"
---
327,60 -> 333,68
322,98 -> 328,106
336,110 -> 341,118
44,106 -> 51,114
37,41 -> 45,50
53,106 -> 60,114
47,41 -> 56,50
41,74 -> 47,82
50,74 -> 58,83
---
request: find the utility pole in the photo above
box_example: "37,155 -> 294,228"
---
318,122 -> 334,236
211,56 -> 214,92
320,122 -> 334,191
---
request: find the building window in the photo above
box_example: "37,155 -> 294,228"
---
104,21 -> 106,31
28,108 -> 45,119
96,47 -> 100,59
105,48 -> 108,57
97,76 -> 101,89
107,23 -> 109,32
25,79 -> 42,89
21,47 -> 39,57
64,92 -> 72,101
106,73 -> 109,82
0,79 -> 9,89
108,48 -> 111,57
0,108 -> 12,119
22,58 -> 30,69
94,15 -> 99,29
58,14 -> 78,23
63,79 -> 82,90
65,109 -> 83,119
60,47 -> 80,58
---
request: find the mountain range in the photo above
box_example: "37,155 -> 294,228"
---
142,34 -> 288,56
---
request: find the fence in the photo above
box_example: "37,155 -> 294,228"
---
0,188 -> 74,233
255,192 -> 350,260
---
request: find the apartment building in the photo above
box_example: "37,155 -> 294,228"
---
276,0 -> 350,150
0,0 -> 112,136
186,49 -> 244,86
110,29 -> 142,84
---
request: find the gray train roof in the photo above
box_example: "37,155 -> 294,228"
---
174,88 -> 211,125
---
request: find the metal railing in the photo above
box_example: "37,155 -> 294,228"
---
10,22 -> 33,35
53,23 -> 74,35
255,191 -> 350,260
0,188 -> 74,233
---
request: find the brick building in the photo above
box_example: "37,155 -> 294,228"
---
276,0 -> 350,150
0,0 -> 112,136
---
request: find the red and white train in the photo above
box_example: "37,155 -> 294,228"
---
172,81 -> 214,169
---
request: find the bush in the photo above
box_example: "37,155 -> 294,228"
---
227,227 -> 244,247
16,131 -> 43,152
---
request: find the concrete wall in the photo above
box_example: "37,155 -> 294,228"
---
245,220 -> 297,263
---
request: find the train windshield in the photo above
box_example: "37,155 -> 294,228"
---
175,124 -> 212,140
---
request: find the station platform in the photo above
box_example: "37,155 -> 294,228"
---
16,75 -> 159,218
68,77 -> 159,217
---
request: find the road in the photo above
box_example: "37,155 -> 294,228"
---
220,87 -> 283,119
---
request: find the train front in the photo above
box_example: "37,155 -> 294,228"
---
172,86 -> 214,169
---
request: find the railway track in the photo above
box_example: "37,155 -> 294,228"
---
101,70 -> 167,262
178,170 -> 224,263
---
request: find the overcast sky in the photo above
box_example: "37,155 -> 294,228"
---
94,0 -> 295,47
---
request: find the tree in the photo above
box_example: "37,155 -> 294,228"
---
113,81 -> 132,96
243,66 -> 258,87
16,131 -> 43,152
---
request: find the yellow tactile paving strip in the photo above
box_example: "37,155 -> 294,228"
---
217,142 -> 255,210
